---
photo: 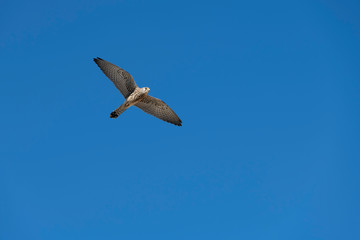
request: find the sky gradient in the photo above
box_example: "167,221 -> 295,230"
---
1,0 -> 360,239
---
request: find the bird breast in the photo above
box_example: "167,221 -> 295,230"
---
126,89 -> 147,105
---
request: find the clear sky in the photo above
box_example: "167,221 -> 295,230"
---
1,0 -> 359,239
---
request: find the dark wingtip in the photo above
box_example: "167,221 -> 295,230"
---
93,57 -> 103,62
166,120 -> 182,126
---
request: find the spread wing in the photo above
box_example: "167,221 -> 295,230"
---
135,95 -> 182,126
93,57 -> 137,98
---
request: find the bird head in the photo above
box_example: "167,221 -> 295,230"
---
142,87 -> 150,94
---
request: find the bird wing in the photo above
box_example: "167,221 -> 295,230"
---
93,57 -> 137,98
135,95 -> 182,126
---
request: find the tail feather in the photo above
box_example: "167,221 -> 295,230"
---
110,104 -> 127,118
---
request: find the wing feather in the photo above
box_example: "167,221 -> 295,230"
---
93,57 -> 137,98
136,95 -> 182,126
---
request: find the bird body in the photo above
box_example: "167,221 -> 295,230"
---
110,87 -> 149,118
93,57 -> 182,126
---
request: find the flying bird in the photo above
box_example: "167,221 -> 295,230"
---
93,57 -> 182,126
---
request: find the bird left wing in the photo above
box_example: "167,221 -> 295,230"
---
93,57 -> 137,98
135,95 -> 182,126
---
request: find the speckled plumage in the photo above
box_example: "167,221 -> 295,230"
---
93,57 -> 182,126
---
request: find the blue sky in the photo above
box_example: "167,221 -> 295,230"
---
1,0 -> 359,239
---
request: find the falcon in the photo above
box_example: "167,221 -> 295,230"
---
93,57 -> 182,126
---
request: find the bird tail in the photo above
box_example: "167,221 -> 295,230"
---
110,103 -> 128,118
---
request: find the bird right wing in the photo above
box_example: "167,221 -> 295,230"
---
135,95 -> 182,126
93,57 -> 137,98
